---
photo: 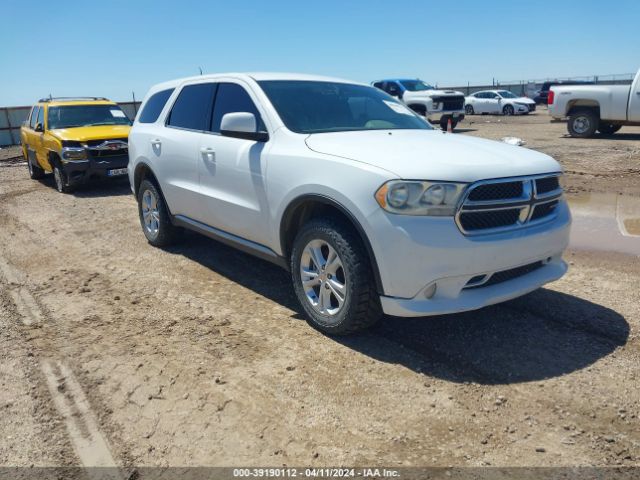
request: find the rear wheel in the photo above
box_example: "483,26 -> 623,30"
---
27,154 -> 45,180
502,104 -> 515,116
568,109 -> 599,138
465,104 -> 474,115
290,218 -> 382,335
137,179 -> 181,247
597,122 -> 622,135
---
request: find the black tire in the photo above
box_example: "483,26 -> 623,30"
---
502,104 -> 515,116
465,104 -> 474,115
439,117 -> 457,131
597,122 -> 622,135
27,152 -> 45,180
53,164 -> 72,193
568,109 -> 599,138
290,218 -> 382,335
137,179 -> 181,247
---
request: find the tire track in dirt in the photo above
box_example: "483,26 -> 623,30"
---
0,254 -> 122,478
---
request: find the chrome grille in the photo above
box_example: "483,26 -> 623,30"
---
455,174 -> 563,235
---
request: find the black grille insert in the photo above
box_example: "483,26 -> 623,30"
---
468,181 -> 523,201
459,209 -> 521,231
432,95 -> 465,110
465,261 -> 544,290
530,200 -> 559,221
535,176 -> 560,195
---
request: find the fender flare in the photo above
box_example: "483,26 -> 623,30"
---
279,193 -> 384,294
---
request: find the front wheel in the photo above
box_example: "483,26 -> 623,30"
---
439,118 -> 458,131
568,109 -> 599,138
465,104 -> 474,115
597,122 -> 622,135
53,165 -> 72,193
290,218 -> 382,335
502,104 -> 515,116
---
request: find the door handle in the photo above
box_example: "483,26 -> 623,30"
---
200,147 -> 215,161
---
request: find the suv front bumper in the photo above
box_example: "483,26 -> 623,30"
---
365,200 -> 571,317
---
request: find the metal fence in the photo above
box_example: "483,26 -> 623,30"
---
0,101 -> 141,147
442,73 -> 635,97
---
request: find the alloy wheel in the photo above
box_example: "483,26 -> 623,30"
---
299,239 -> 347,318
141,189 -> 160,237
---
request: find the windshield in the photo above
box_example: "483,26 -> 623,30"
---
47,105 -> 132,129
497,90 -> 518,99
258,81 -> 432,134
399,80 -> 434,92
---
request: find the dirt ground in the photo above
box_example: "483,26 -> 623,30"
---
0,111 -> 638,475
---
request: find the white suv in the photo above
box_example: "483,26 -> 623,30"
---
128,73 -> 571,335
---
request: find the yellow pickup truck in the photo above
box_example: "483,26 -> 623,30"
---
20,97 -> 132,193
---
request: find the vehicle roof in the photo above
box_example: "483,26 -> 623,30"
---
38,99 -> 117,107
148,72 -> 366,92
373,79 -> 427,83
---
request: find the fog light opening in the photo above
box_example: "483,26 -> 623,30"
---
424,283 -> 437,299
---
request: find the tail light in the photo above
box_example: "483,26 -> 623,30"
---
548,90 -> 555,105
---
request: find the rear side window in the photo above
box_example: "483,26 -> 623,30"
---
138,88 -> 174,123
29,106 -> 40,129
210,83 -> 265,133
167,83 -> 216,131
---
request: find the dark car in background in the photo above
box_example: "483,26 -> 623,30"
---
534,80 -> 594,104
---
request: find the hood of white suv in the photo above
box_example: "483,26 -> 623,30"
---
305,130 -> 561,182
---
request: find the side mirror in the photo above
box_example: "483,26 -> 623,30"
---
35,123 -> 44,132
220,112 -> 268,142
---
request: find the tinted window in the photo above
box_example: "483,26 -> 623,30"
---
36,107 -> 44,129
138,88 -> 174,123
29,106 -> 39,129
258,81 -> 431,134
385,82 -> 401,94
399,80 -> 434,92
48,105 -> 131,129
210,83 -> 265,133
167,83 -> 216,131
373,82 -> 383,89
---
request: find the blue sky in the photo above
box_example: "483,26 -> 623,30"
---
1,0 -> 639,106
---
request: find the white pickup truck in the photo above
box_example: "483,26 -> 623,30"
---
373,79 -> 466,130
548,69 -> 640,137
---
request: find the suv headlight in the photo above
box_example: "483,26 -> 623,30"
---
375,180 -> 467,216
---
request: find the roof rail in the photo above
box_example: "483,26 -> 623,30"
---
37,96 -> 110,103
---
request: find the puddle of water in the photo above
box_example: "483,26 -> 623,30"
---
567,192 -> 640,256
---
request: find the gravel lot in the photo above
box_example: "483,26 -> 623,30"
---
0,112 -> 638,474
